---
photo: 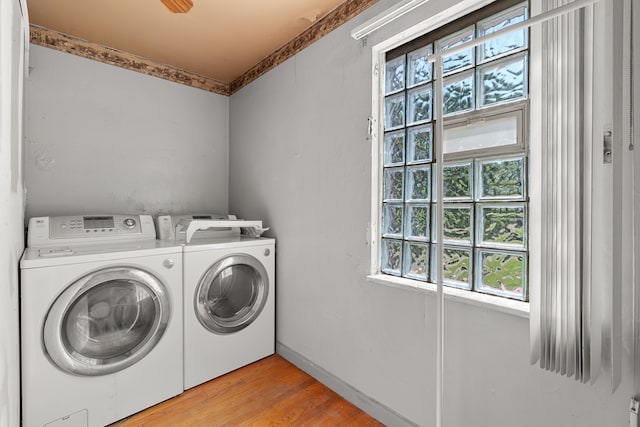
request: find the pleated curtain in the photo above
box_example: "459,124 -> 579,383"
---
529,0 -> 593,383
528,0 -> 622,388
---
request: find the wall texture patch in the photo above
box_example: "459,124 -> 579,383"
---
32,150 -> 55,171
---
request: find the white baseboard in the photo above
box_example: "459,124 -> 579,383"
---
276,342 -> 419,427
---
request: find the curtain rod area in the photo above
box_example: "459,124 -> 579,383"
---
427,0 -> 601,63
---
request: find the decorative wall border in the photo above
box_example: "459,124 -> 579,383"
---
228,0 -> 379,93
29,0 -> 379,96
29,25 -> 231,95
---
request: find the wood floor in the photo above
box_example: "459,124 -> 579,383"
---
113,355 -> 384,426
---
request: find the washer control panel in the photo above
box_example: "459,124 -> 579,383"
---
27,215 -> 156,247
50,215 -> 141,237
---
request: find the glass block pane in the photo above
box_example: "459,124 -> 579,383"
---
407,124 -> 432,164
385,56 -> 405,94
477,3 -> 528,63
383,167 -> 404,201
477,249 -> 526,300
477,156 -> 526,200
403,242 -> 429,280
382,203 -> 403,238
384,93 -> 405,130
478,53 -> 528,107
443,71 -> 474,116
407,85 -> 432,125
408,45 -> 433,87
444,113 -> 519,154
443,204 -> 473,244
435,26 -> 475,76
431,245 -> 472,289
381,239 -> 402,276
405,165 -> 431,202
405,204 -> 430,241
384,131 -> 405,166
477,204 -> 526,249
443,162 -> 473,200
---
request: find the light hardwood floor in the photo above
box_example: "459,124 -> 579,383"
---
112,355 -> 384,426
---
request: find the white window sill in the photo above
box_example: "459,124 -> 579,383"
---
366,274 -> 530,319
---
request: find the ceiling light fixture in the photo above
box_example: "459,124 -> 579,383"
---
161,0 -> 193,13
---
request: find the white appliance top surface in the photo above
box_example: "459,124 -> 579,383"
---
20,239 -> 182,269
182,236 -> 275,253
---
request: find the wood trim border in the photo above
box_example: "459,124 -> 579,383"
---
229,0 -> 379,94
30,25 -> 232,96
29,0 -> 379,96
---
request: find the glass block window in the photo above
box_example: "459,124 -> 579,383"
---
380,0 -> 529,301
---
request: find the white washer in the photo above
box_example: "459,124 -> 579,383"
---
156,214 -> 275,390
21,215 -> 183,427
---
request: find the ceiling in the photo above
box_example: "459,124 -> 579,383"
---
26,0 -> 369,91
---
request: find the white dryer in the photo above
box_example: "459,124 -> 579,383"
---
20,215 -> 183,427
156,214 -> 275,390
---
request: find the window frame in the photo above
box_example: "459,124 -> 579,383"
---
368,0 -> 534,312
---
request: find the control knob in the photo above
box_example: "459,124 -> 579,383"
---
123,218 -> 136,229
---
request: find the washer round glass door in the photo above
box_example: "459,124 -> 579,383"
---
195,254 -> 269,334
44,267 -> 170,376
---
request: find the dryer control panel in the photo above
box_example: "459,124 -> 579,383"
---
155,213 -> 234,241
27,215 -> 156,247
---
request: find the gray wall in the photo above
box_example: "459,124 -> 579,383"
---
25,45 -> 229,219
0,1 -> 26,426
229,0 -> 632,425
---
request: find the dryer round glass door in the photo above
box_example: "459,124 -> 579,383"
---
43,267 -> 170,376
195,254 -> 269,334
